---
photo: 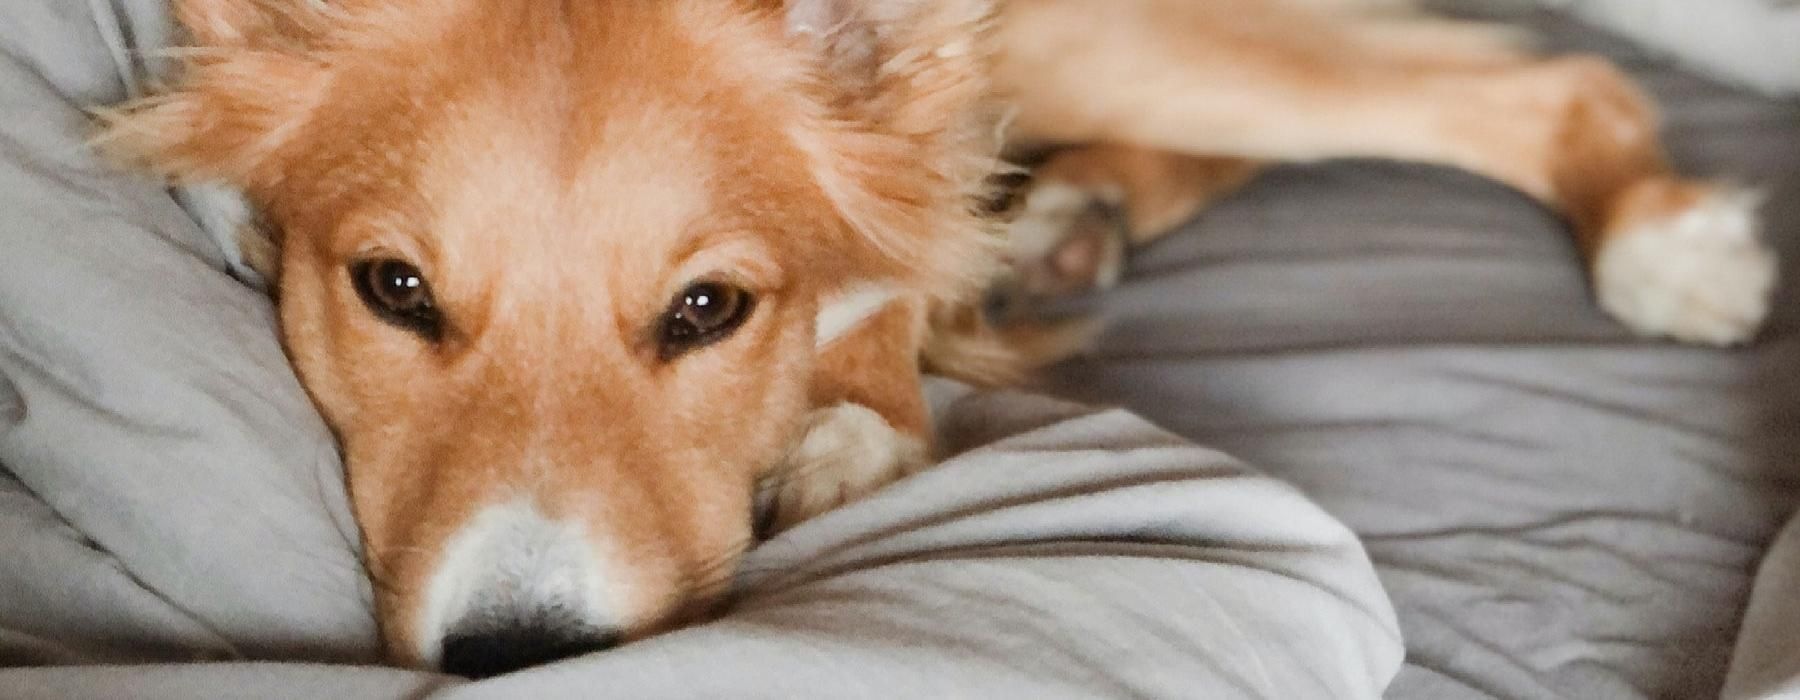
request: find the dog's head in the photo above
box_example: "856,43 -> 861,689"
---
106,0 -> 998,673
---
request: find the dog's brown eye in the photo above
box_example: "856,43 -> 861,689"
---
658,281 -> 754,359
350,259 -> 442,340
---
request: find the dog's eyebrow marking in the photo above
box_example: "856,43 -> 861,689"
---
815,283 -> 900,348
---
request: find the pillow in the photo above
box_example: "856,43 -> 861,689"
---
1514,0 -> 1800,97
0,0 -> 379,662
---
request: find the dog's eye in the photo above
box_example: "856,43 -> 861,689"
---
658,281 -> 754,359
350,259 -> 442,339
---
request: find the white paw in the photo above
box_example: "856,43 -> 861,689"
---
1594,189 -> 1778,346
762,403 -> 926,533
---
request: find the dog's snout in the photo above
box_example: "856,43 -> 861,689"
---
440,621 -> 621,678
414,499 -> 634,670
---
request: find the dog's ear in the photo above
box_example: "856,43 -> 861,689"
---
782,0 -> 993,124
780,0 -> 1005,299
176,0 -> 331,49
94,0 -> 331,189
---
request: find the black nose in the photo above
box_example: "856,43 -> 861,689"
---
439,623 -> 621,679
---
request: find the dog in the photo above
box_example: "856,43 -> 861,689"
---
101,0 -> 1776,678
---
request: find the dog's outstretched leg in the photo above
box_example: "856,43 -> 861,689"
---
994,0 -> 1777,344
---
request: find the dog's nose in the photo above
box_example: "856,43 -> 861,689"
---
439,623 -> 621,678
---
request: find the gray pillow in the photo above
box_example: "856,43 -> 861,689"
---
0,1 -> 378,663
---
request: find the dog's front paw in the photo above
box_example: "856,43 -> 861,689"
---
761,402 -> 927,534
1594,187 -> 1778,346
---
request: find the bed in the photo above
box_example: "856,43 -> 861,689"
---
1,2 -> 1796,698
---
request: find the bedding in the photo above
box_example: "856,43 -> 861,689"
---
1040,11 -> 1800,699
1724,511 -> 1800,699
0,1 -> 376,663
0,384 -> 1408,699
1517,0 -> 1800,97
0,1 -> 1402,698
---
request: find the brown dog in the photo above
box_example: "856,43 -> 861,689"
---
101,0 -> 1773,678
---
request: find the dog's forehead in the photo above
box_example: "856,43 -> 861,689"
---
299,0 -> 834,309
417,96 -> 720,253
387,103 -> 796,342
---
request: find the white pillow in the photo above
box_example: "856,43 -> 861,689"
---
1537,0 -> 1800,96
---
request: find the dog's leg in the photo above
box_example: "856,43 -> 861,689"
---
995,0 -> 1777,344
1001,145 -> 1262,300
762,295 -> 932,534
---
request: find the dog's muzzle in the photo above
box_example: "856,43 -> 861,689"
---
416,498 -> 627,677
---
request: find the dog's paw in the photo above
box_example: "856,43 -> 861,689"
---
991,181 -> 1128,312
761,402 -> 927,534
1594,188 -> 1777,346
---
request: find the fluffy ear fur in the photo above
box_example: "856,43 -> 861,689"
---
785,0 -> 990,123
782,0 -> 1008,301
93,0 -> 332,189
177,0 -> 334,49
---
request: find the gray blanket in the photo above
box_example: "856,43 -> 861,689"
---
1042,13 -> 1800,700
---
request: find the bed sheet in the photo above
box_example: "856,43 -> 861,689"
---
1040,12 -> 1800,699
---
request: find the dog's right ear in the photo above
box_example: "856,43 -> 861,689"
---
780,0 -> 995,123
777,0 -> 1005,300
94,0 -> 332,190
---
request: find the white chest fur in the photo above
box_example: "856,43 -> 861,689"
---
815,284 -> 903,348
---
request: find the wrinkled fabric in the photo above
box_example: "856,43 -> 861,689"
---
1725,512 -> 1800,700
1041,12 -> 1800,700
0,0 -> 377,663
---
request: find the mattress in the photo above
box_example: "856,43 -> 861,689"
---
1040,12 -> 1800,699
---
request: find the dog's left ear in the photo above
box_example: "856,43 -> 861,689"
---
780,0 -> 1004,299
93,0 -> 333,192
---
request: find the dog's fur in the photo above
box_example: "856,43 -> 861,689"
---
102,0 -> 1776,675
